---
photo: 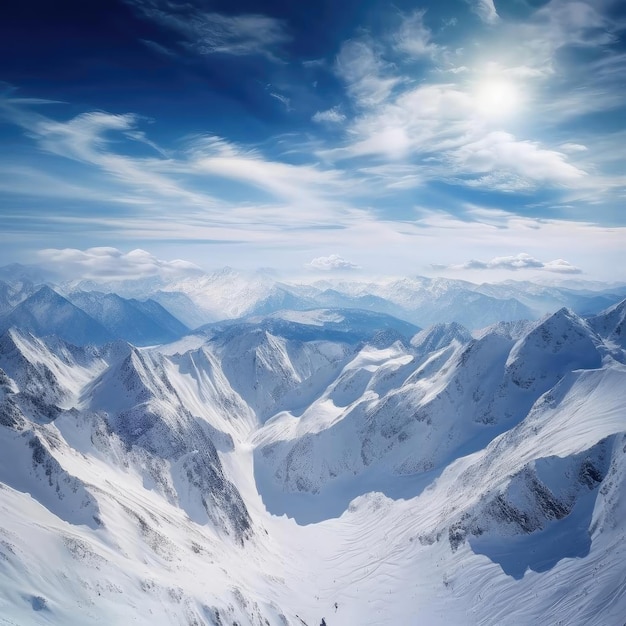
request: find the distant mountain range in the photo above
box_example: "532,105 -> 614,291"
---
5,263 -> 626,333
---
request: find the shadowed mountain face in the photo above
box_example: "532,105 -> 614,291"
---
0,296 -> 624,625
0,285 -> 191,347
0,286 -> 113,346
68,291 -> 190,346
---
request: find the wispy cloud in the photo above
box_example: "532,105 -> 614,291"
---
317,0 -> 625,199
2,0 -> 625,281
393,10 -> 439,58
335,39 -> 401,108
139,38 -> 177,58
125,0 -> 289,60
187,135 -> 353,208
0,96 -> 215,208
451,132 -> 587,188
0,94 -> 368,246
312,107 -> 346,124
468,0 -> 499,25
269,91 -> 292,111
322,79 -> 590,191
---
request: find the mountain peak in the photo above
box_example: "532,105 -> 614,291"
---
506,306 -> 602,391
588,297 -> 626,350
28,284 -> 63,302
0,286 -> 112,346
410,321 -> 472,353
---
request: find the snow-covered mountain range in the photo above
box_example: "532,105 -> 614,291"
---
3,263 -> 626,333
0,265 -> 625,625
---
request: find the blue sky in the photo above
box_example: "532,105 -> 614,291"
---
1,0 -> 625,281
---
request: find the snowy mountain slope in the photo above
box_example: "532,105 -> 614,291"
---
412,363 -> 626,576
0,280 -> 31,315
0,263 -> 51,282
0,286 -> 113,346
305,364 -> 626,626
210,309 -> 419,423
410,321 -> 473,353
0,329 -> 107,410
150,290 -> 212,329
0,296 -> 625,625
164,345 -> 258,439
252,308 -> 608,518
163,267 -> 279,320
68,291 -> 189,346
240,307 -> 419,344
215,325 -> 354,424
0,422 -> 102,529
130,268 -> 534,328
588,298 -> 626,355
84,347 -> 252,540
60,275 -> 169,299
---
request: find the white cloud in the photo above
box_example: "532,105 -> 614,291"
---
493,0 -> 619,84
326,80 -> 589,189
468,0 -> 499,25
3,0 -> 625,287
542,259 -> 584,274
432,252 -> 582,273
20,109 -> 215,207
38,247 -> 203,280
125,0 -> 289,59
302,58 -> 326,69
312,107 -> 346,124
1,94 -> 364,218
452,132 -> 587,187
559,143 -> 588,153
394,11 -> 439,58
322,0 -> 623,197
323,83 -> 475,161
188,135 -> 352,207
306,254 -> 361,271
270,92 -> 292,111
335,39 -> 401,108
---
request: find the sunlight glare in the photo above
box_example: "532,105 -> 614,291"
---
474,79 -> 521,120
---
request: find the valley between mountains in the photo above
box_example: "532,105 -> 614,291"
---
0,270 -> 625,625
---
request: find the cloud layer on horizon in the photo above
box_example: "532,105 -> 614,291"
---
432,253 -> 583,274
38,247 -> 203,281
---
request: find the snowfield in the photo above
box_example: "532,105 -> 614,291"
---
0,296 -> 625,625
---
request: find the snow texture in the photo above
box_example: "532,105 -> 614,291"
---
0,288 -> 625,625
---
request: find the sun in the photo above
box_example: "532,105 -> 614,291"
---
474,79 -> 521,120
